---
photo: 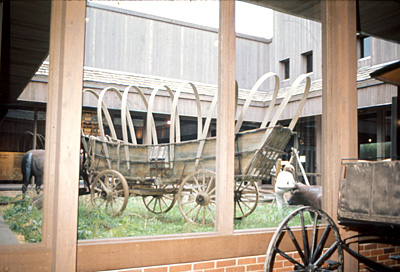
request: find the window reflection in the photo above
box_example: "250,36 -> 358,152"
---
0,108 -> 46,244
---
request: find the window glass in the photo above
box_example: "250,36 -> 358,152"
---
280,59 -> 290,79
304,51 -> 313,73
0,108 -> 46,244
362,37 -> 371,58
78,1 -> 220,240
357,35 -> 371,59
234,116 -> 318,231
358,106 -> 391,160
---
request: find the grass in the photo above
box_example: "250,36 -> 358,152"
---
1,193 -> 312,243
1,194 -> 42,243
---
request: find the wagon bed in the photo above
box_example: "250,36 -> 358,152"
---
338,159 -> 400,230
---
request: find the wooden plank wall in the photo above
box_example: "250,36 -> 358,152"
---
84,3 -> 272,91
270,12 -> 322,88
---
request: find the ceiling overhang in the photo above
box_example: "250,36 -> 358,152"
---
244,0 -> 400,44
0,0 -> 51,105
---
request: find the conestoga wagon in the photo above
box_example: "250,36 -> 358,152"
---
81,73 -> 311,225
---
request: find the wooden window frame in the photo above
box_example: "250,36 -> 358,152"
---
0,1 -> 356,271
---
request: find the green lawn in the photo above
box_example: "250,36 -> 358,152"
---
1,194 -> 312,243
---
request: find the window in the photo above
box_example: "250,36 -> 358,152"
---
358,106 -> 391,160
280,58 -> 290,80
357,35 -> 371,59
302,51 -> 313,73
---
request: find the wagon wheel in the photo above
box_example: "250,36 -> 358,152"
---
177,169 -> 216,225
264,206 -> 343,272
234,180 -> 259,219
91,169 -> 129,217
142,183 -> 177,214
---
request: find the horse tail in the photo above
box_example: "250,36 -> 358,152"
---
21,152 -> 33,194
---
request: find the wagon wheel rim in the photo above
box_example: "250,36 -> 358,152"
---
177,169 -> 216,225
234,180 -> 259,219
142,184 -> 177,214
264,206 -> 343,272
90,170 -> 129,217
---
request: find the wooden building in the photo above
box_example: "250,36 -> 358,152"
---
0,1 -> 400,271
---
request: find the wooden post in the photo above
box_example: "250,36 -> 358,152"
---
216,0 -> 235,234
321,1 -> 358,271
42,1 -> 86,271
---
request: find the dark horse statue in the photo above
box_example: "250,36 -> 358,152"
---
21,149 -> 45,194
21,149 -> 91,194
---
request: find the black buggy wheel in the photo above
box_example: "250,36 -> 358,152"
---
90,170 -> 129,217
234,180 -> 259,219
177,169 -> 216,225
264,206 -> 343,272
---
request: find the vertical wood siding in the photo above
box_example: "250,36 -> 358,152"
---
84,4 -> 271,91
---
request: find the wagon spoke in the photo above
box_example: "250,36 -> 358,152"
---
207,207 -> 215,223
239,195 -> 254,202
312,225 -> 331,263
113,179 -> 121,189
93,196 -> 107,208
240,181 -> 253,191
275,247 -> 304,268
112,198 -> 123,210
193,205 -> 202,222
286,226 -> 306,265
300,211 -> 310,264
161,197 -> 169,210
190,186 -> 200,195
114,196 -> 124,204
205,175 -> 215,194
109,198 -> 114,211
158,198 -> 164,212
237,200 -> 246,216
115,189 -> 125,195
238,198 -> 252,210
208,187 -> 216,196
193,175 -> 200,188
201,172 -> 206,190
180,199 -> 193,206
314,241 -> 339,267
310,212 -> 319,260
98,179 -> 107,190
149,197 -> 157,211
184,202 -> 200,218
202,207 -> 206,225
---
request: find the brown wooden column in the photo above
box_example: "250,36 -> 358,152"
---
43,1 -> 86,270
216,0 -> 235,234
321,1 -> 358,271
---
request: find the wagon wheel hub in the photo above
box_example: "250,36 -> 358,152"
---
195,193 -> 210,206
304,265 -> 317,272
101,187 -> 114,202
234,190 -> 242,202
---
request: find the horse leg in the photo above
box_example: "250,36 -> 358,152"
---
22,182 -> 28,194
21,152 -> 32,194
35,175 -> 43,194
